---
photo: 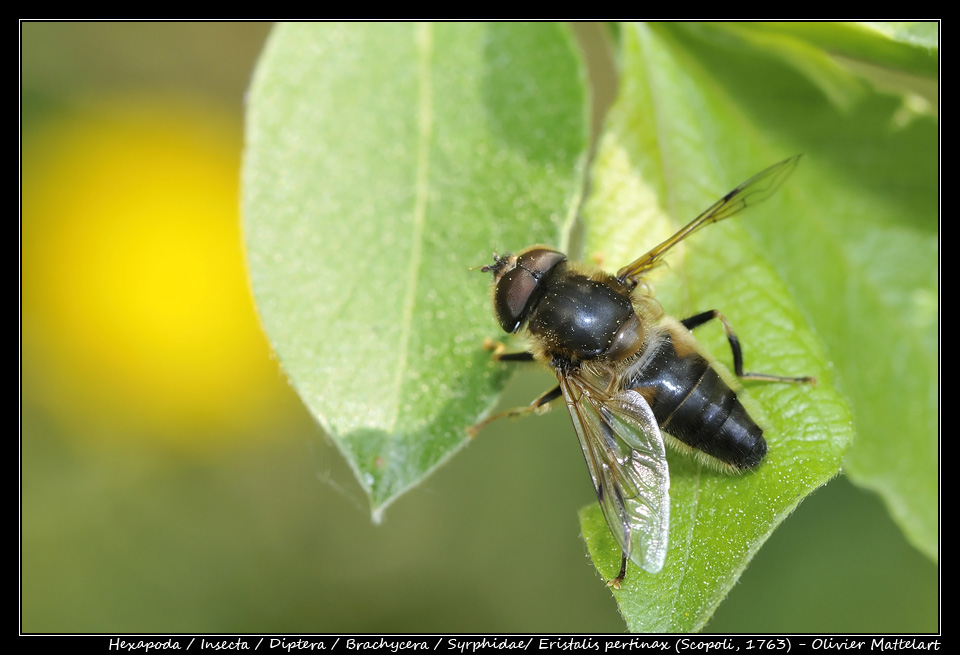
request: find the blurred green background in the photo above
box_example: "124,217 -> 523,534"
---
21,22 -> 936,633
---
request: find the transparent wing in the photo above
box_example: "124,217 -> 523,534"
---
560,373 -> 670,574
616,155 -> 801,283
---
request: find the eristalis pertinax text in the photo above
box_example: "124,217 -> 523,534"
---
470,156 -> 815,588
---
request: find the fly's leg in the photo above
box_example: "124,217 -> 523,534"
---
606,552 -> 628,590
481,337 -> 535,361
681,310 -> 816,385
495,352 -> 537,362
467,341 -> 562,437
466,383 -> 562,437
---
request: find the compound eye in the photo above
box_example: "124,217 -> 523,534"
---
494,267 -> 537,332
517,248 -> 566,277
492,248 -> 566,333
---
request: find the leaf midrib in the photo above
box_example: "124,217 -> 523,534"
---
389,22 -> 434,432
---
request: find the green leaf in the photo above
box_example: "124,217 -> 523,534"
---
242,23 -> 588,514
697,22 -> 938,114
577,22 -> 934,631
713,22 -> 938,78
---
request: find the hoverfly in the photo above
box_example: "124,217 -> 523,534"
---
472,156 -> 814,588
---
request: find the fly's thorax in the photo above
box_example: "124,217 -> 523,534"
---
523,269 -> 646,364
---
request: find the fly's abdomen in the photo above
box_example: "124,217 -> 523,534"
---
630,335 -> 767,470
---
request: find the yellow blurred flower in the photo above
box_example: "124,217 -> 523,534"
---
23,95 -> 296,452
